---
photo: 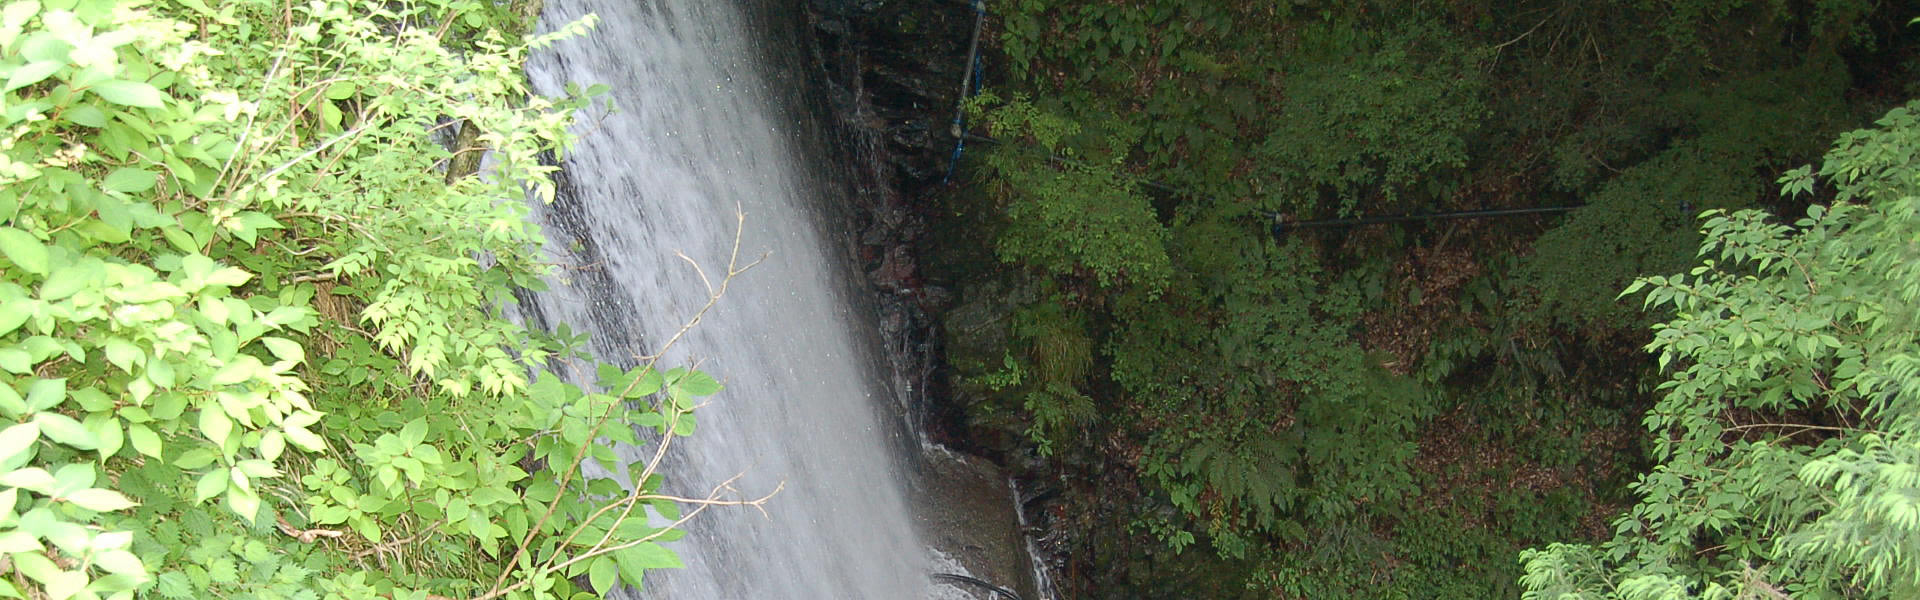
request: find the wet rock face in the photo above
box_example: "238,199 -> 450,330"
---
803,3 -> 1057,598
807,0 -> 973,192
805,0 -> 976,440
917,450 -> 1042,600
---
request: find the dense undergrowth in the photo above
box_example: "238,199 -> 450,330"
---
925,0 -> 1920,597
0,1 -> 730,599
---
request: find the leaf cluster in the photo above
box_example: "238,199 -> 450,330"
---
0,1 -> 727,599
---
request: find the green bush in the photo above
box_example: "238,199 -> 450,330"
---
1520,102 -> 1920,600
0,2 -> 739,599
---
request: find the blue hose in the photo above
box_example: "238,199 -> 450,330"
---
943,0 -> 987,184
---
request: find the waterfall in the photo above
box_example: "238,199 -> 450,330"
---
516,0 -> 929,597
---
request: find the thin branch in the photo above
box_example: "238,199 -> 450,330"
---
483,206 -> 763,598
1493,11 -> 1556,51
275,515 -> 345,544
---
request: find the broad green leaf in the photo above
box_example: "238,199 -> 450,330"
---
0,467 -> 54,492
0,299 -> 25,336
0,227 -> 48,275
260,337 -> 303,362
0,381 -> 22,417
154,572 -> 191,599
625,542 -> 683,569
0,530 -> 40,553
50,463 -> 95,496
399,418 -> 427,447
62,488 -> 136,511
102,168 -> 156,193
199,407 -> 232,448
193,468 -> 225,502
0,422 -> 39,465
674,370 -> 721,397
43,569 -> 84,600
38,262 -> 91,300
32,413 -> 95,450
324,80 -> 356,100
234,459 -> 277,478
84,412 -> 121,459
226,486 -> 260,522
0,349 -> 30,374
89,79 -> 165,108
2,60 -> 61,93
173,448 -> 217,469
25,378 -> 64,411
63,104 -> 106,127
91,549 -> 145,577
209,360 -> 253,386
283,425 -> 323,451
1,2 -> 39,30
11,550 -> 57,583
127,423 -> 161,458
587,555 -> 617,593
102,339 -> 140,373
259,430 -> 284,461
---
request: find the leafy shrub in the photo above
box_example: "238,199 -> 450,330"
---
1519,101 -> 1920,600
0,2 -> 740,599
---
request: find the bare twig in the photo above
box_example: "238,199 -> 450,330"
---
275,515 -> 346,544
481,206 -> 767,599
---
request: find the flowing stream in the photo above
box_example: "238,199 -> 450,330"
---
516,0 -> 930,597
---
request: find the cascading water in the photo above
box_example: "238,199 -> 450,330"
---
515,0 -> 930,597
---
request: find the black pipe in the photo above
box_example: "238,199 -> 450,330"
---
930,573 -> 1024,600
1270,206 -> 1581,234
956,134 -> 1580,237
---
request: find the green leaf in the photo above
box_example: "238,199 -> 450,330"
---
323,80 -> 357,100
283,425 -> 323,451
0,298 -> 26,336
193,468 -> 226,502
102,339 -> 141,373
25,378 -> 64,411
587,555 -> 617,593
0,467 -> 54,492
154,571 -> 192,598
173,449 -> 217,470
84,412 -> 121,459
102,168 -> 156,193
0,382 -> 22,417
0,349 -> 30,374
0,422 -> 38,465
62,488 -> 136,511
209,360 -> 253,386
33,412 -> 96,450
0,226 -> 48,275
235,459 -> 277,478
199,408 -> 232,448
3,60 -> 61,93
259,430 -> 284,461
399,418 -> 427,447
128,423 -> 161,458
625,542 -> 683,569
226,486 -> 260,523
42,569 -> 84,600
674,370 -> 722,397
261,337 -> 303,362
0,529 -> 40,553
89,79 -> 166,108
63,104 -> 106,127
91,549 -> 145,577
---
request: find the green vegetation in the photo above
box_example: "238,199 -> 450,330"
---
0,1 -> 731,599
1522,104 -> 1920,600
929,0 -> 1920,597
